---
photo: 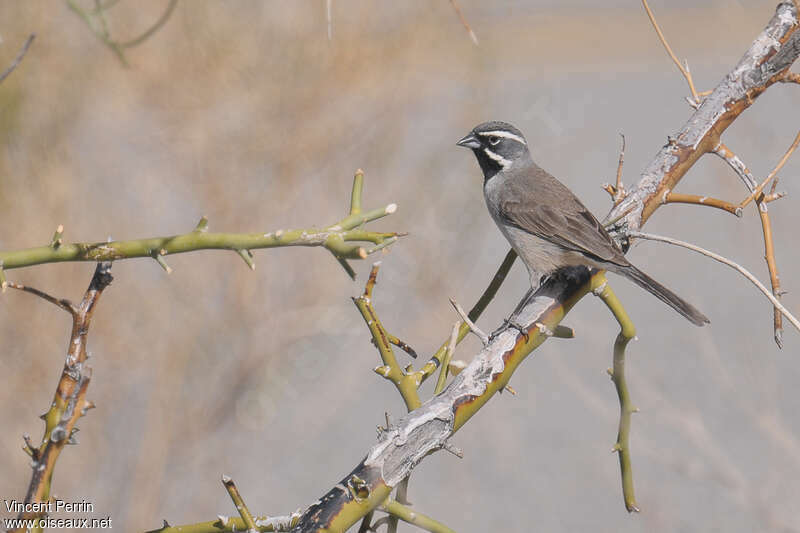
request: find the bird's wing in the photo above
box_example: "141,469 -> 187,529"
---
498,168 -> 629,267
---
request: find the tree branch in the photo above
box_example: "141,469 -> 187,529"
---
9,263 -> 113,533
148,4 -> 800,530
0,34 -> 35,85
604,2 -> 800,238
629,231 -> 800,334
591,273 -> 639,513
0,173 -> 402,281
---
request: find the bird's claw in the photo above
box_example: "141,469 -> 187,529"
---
490,318 -> 529,342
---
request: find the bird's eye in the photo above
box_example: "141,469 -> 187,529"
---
488,136 -> 500,145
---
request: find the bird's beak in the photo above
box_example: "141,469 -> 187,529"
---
456,133 -> 481,149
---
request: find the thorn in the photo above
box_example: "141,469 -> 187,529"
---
0,261 -> 6,293
373,365 -> 392,377
81,400 -> 96,416
236,249 -> 256,270
217,515 -> 229,527
612,443 -> 622,453
384,411 -> 393,429
50,224 -> 64,248
194,216 -> 209,232
385,203 -> 397,214
591,280 -> 608,297
443,441 -> 464,458
504,385 -> 517,395
552,324 -> 575,338
366,237 -> 398,255
336,257 -> 356,280
606,368 -> 614,377
162,519 -> 171,528
632,407 -> 640,413
154,253 -> 172,274
221,474 -> 232,484
22,434 -> 37,458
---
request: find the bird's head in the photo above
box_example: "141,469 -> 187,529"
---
456,121 -> 530,178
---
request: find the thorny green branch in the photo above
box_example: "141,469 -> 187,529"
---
353,262 -> 422,411
0,172 -> 402,284
591,273 -> 639,513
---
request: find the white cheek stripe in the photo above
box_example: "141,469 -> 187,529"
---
483,148 -> 512,169
477,130 -> 527,145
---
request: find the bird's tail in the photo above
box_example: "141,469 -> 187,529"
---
611,264 -> 710,326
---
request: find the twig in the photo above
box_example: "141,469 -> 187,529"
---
448,0 -> 478,45
663,192 -> 742,216
353,263 -> 422,411
641,0 -> 699,102
50,224 -> 65,249
326,0 -> 333,41
67,0 -> 178,66
0,34 -> 35,85
350,169 -> 364,215
434,323 -> 460,395
629,231 -> 800,334
713,142 -> 759,190
6,282 -> 77,315
714,141 -> 791,346
591,273 -> 639,513
222,476 -> 258,533
386,332 -> 417,359
356,511 -> 373,533
10,263 -> 113,532
380,500 -> 456,533
603,134 -> 628,205
0,175 -> 402,278
758,208 -> 784,347
449,298 -> 489,346
119,0 -> 178,48
738,129 -> 800,210
418,249 -> 517,383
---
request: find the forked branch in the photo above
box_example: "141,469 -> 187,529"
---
9,263 -> 113,533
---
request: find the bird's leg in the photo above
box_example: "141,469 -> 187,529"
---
489,286 -> 540,341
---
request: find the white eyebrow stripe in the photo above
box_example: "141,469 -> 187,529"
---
483,148 -> 512,169
477,130 -> 527,145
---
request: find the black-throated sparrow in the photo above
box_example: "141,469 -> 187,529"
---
457,120 -> 709,326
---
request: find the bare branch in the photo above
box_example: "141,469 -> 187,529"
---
641,0 -> 699,102
0,34 -> 35,85
663,192 -> 742,216
448,0 -> 478,45
629,232 -> 800,334
6,282 -> 78,316
739,129 -> 800,209
11,263 -> 113,531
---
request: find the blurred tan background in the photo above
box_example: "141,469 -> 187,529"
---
1,1 -> 799,531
